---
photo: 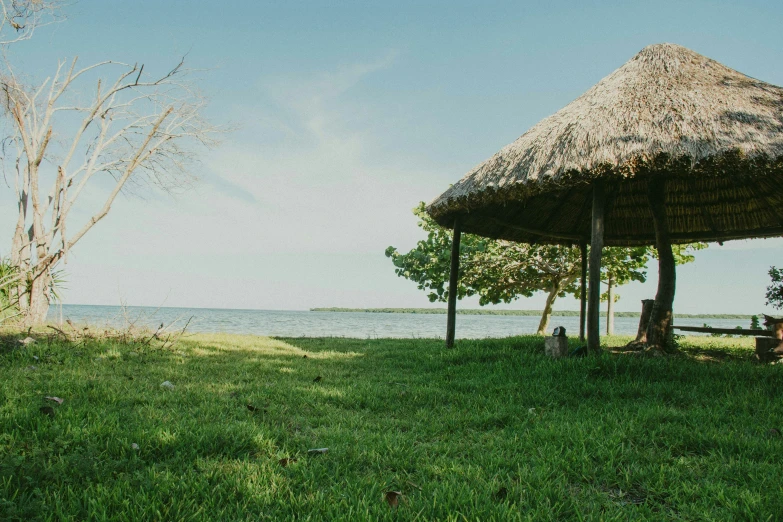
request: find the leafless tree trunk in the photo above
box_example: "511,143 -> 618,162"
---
1,57 -> 219,325
634,299 -> 654,343
0,0 -> 63,323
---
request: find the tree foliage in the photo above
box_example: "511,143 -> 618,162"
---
598,243 -> 706,333
388,203 -> 707,335
385,204 -> 584,333
385,204 -> 481,303
601,247 -> 648,294
601,242 -> 706,303
766,266 -> 783,310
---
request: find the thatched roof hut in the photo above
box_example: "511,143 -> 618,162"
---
427,43 -> 783,246
428,43 -> 783,351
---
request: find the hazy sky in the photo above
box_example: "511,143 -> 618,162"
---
2,0 -> 783,315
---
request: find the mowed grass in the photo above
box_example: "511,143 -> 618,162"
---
1,332 -> 782,521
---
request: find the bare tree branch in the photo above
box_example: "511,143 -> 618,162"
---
0,0 -> 64,45
1,56 -> 222,324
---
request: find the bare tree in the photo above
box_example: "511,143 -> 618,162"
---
1,56 -> 219,324
0,0 -> 63,45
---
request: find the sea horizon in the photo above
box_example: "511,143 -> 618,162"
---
52,303 -> 760,317
46,304 -> 759,339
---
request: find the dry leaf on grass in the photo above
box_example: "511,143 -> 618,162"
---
307,448 -> 328,454
45,396 -> 64,405
384,491 -> 403,508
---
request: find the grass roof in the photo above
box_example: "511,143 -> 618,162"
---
427,43 -> 783,246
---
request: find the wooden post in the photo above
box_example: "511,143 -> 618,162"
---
587,181 -> 605,353
445,217 -> 462,348
755,337 -> 783,363
579,241 -> 587,342
646,176 -> 676,351
762,314 -> 783,337
758,316 -> 783,363
635,299 -> 654,343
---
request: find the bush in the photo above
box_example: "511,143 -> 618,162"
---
751,315 -> 761,330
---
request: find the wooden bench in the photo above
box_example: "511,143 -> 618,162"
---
672,325 -> 773,337
672,317 -> 783,362
632,299 -> 782,361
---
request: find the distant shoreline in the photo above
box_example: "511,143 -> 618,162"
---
310,308 -> 754,320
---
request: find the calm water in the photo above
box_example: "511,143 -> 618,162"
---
47,304 -> 751,339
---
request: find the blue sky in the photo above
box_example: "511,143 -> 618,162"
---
2,0 -> 783,314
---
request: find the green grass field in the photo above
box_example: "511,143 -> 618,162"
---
1,332 -> 781,520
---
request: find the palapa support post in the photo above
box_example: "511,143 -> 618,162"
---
646,176 -> 676,351
587,181 -> 605,353
445,216 -> 462,348
579,241 -> 587,342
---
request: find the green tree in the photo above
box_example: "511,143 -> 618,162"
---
601,247 -> 650,335
385,204 -> 581,334
600,243 -> 706,335
388,204 -> 707,337
466,241 -> 581,334
766,267 -> 783,310
384,204 -> 486,304
750,315 -> 762,330
667,243 -> 708,265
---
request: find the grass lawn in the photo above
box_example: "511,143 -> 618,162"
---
1,331 -> 782,520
